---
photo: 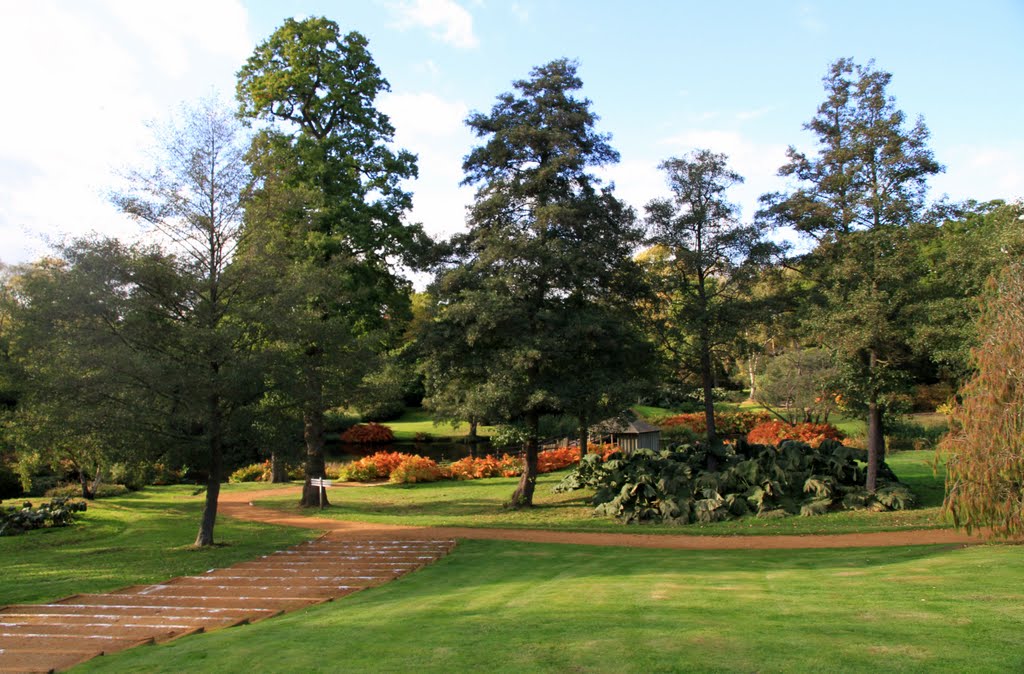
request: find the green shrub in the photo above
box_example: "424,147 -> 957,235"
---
1,497 -> 87,536
44,483 -> 130,499
324,408 -> 361,433
886,416 -> 948,451
557,439 -> 913,525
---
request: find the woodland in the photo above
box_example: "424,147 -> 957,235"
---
1,16 -> 1021,545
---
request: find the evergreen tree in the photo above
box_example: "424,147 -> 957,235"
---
760,59 -> 942,491
422,59 -> 649,507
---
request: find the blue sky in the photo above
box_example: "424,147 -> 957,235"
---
1,0 -> 1021,266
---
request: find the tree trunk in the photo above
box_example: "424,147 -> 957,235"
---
300,408 -> 328,507
746,352 -> 758,401
864,348 -> 888,493
509,412 -> 540,508
577,414 -> 589,462
467,419 -> 479,441
270,452 -> 287,483
700,334 -> 719,470
195,395 -> 223,547
78,468 -> 94,500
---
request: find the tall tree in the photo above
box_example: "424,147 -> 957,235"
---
646,150 -> 775,452
941,262 -> 1024,538
113,96 -> 252,545
422,59 -> 649,506
760,59 -> 942,491
236,17 -> 426,506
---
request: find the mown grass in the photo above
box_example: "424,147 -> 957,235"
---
0,485 -> 319,605
76,540 -> 1024,673
248,450 -> 951,536
383,407 -> 496,441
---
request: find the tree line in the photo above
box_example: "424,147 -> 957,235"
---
0,17 -> 1020,544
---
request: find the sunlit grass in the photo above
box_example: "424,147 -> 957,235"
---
77,541 -> 1024,673
0,486 -> 320,605
248,450 -> 951,536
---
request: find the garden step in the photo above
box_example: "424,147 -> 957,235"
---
0,621 -> 200,642
0,536 -> 455,673
0,649 -> 101,674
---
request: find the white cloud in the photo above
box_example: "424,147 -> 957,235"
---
657,129 -> 790,221
379,92 -> 476,242
510,3 -> 530,23
389,0 -> 479,49
797,3 -> 827,34
932,141 -> 1024,204
0,0 -> 251,264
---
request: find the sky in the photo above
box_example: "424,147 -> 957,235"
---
1,0 -> 1022,268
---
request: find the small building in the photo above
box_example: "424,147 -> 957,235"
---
591,417 -> 661,454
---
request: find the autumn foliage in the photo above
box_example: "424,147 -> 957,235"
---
339,423 -> 396,443
658,411 -> 771,436
746,420 -> 845,448
941,264 -> 1024,539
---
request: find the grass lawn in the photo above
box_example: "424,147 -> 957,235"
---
0,484 -> 319,605
383,407 -> 496,441
76,540 -> 1024,673
248,450 -> 952,536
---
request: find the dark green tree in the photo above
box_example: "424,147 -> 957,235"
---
760,59 -> 942,491
646,150 -> 776,452
422,59 -> 649,506
236,17 -> 426,506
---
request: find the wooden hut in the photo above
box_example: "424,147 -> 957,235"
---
591,417 -> 661,454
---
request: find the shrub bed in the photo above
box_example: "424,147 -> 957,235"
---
340,446 -> 592,483
1,497 -> 87,536
657,411 -> 772,436
340,423 -> 396,444
555,439 -> 912,524
746,420 -> 845,447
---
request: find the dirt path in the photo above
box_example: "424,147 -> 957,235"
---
220,486 -> 987,550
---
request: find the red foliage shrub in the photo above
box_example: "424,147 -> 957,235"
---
746,420 -> 845,447
339,423 -> 396,444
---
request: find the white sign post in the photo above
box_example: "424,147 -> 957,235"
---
310,477 -> 333,509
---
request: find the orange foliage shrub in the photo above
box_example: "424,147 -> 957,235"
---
586,443 -> 622,460
445,454 -> 523,480
342,451 -> 408,481
658,411 -> 771,435
389,455 -> 443,484
746,420 -> 845,447
339,423 -> 395,443
537,446 -> 579,473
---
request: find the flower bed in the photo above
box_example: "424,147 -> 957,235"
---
746,420 -> 844,448
657,411 -> 772,435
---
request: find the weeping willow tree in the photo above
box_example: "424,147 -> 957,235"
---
941,262 -> 1024,538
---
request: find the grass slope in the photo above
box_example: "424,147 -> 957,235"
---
76,541 -> 1024,673
0,485 -> 319,605
249,450 -> 951,536
383,407 -> 495,441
